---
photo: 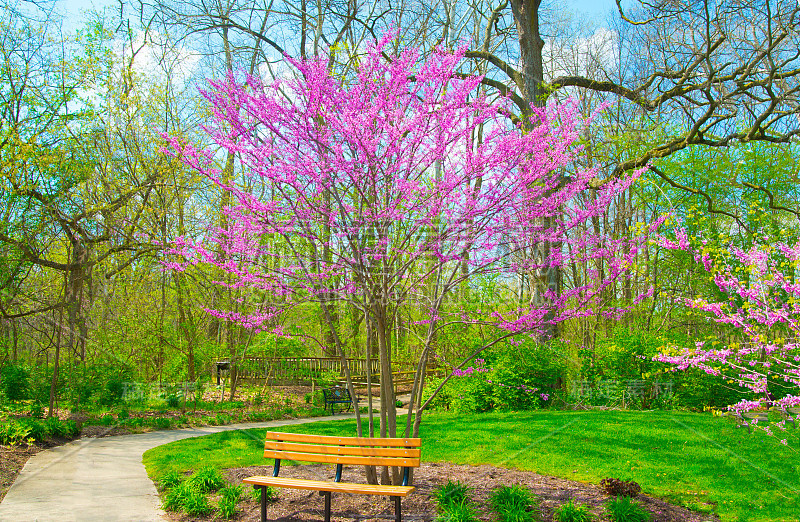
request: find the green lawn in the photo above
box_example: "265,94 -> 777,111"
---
143,410 -> 800,521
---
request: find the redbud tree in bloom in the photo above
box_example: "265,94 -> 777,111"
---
657,232 -> 800,436
165,33 -> 656,441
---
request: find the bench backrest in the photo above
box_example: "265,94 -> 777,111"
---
264,431 -> 421,485
323,387 -> 350,402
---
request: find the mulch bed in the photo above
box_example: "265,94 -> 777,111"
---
164,462 -> 718,522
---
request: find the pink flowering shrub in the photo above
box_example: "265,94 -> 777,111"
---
656,233 -> 800,424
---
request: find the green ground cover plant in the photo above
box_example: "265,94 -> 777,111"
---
433,480 -> 471,511
552,499 -> 594,522
489,484 -> 538,522
606,496 -> 652,522
143,410 -> 800,521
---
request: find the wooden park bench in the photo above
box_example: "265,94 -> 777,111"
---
322,386 -> 352,414
243,431 -> 421,522
727,407 -> 800,433
726,410 -> 770,433
777,406 -> 800,429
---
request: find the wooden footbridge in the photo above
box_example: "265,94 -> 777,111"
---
214,356 -> 440,390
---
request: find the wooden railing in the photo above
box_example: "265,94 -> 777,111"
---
220,356 -> 437,386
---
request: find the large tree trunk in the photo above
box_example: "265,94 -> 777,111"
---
510,0 -> 560,340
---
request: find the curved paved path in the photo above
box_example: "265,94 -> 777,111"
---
0,414 -> 355,522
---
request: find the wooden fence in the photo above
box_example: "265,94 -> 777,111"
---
218,356 -> 439,387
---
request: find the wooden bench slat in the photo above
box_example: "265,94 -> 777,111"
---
264,441 -> 421,457
243,476 -> 416,497
262,449 -> 420,467
266,431 -> 422,447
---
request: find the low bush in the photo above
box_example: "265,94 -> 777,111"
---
600,478 -> 641,498
163,482 -> 194,512
158,470 -> 184,491
489,484 -> 538,522
187,466 -> 226,493
0,417 -> 78,445
422,339 -> 564,413
0,363 -> 30,401
432,480 -> 471,511
218,485 -> 243,519
434,500 -> 478,522
606,496 -> 652,522
249,485 -> 278,503
0,421 -> 32,446
553,499 -> 594,522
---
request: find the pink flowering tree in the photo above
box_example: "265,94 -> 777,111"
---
165,33 -> 655,455
657,233 -> 800,436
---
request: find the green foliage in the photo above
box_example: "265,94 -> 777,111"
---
162,480 -> 212,516
489,485 -> 538,522
217,495 -> 237,518
220,485 -> 243,502
249,485 -> 278,503
217,485 -> 243,519
187,466 -> 226,493
423,338 -> 564,413
0,417 -> 78,445
552,499 -> 594,522
433,480 -> 471,511
0,421 -> 32,446
606,496 -> 652,522
162,482 -> 194,511
158,470 -> 184,491
0,363 -> 30,401
434,500 -> 478,522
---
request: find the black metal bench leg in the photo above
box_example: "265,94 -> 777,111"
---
320,490 -> 332,522
260,486 -> 267,522
393,496 -> 401,522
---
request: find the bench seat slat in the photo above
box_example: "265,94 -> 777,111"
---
263,450 -> 419,467
243,476 -> 416,497
266,431 -> 421,447
264,441 -> 421,457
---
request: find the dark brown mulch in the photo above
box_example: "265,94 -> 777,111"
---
164,462 -> 719,522
0,444 -> 41,502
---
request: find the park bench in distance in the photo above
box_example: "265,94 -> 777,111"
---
243,431 -> 421,522
322,386 -> 352,414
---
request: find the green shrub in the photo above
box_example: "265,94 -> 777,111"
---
43,417 -> 78,438
489,485 -> 538,522
218,485 -> 243,519
187,466 -> 226,493
158,470 -> 184,491
433,480 -> 471,511
149,417 -> 172,430
217,495 -> 237,519
0,363 -> 30,401
0,421 -> 32,446
434,500 -> 478,522
606,496 -> 652,522
163,482 -> 194,511
422,339 -> 565,413
553,499 -> 594,522
182,488 -> 212,516
165,394 -> 180,408
249,485 -> 278,503
29,401 -> 44,419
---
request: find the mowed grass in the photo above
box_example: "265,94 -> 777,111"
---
143,410 -> 800,521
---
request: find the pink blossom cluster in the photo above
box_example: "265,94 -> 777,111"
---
657,230 -> 800,427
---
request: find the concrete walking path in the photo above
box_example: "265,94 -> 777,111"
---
0,413 -> 356,522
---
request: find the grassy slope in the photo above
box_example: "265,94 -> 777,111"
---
143,410 -> 800,521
